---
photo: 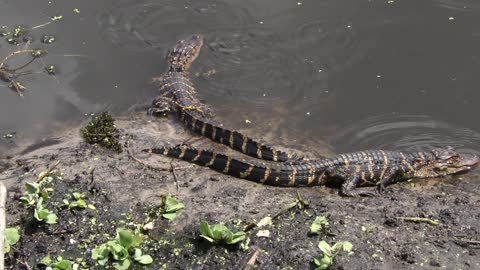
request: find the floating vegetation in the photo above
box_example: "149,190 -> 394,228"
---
0,49 -> 47,96
81,112 -> 123,153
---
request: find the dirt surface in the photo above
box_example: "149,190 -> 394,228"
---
1,113 -> 479,269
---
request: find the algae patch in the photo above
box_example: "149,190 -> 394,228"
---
81,112 -> 122,152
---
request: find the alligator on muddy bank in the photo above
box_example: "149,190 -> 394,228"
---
149,35 -> 300,163
144,145 -> 479,197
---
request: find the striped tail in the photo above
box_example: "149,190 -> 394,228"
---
146,145 -> 320,187
179,111 -> 301,163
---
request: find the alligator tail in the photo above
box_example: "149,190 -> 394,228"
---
147,145 -> 318,187
180,111 -> 300,163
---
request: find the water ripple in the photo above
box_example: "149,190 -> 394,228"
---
332,114 -> 480,154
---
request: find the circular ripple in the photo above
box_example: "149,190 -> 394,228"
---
332,114 -> 480,154
97,0 -> 252,51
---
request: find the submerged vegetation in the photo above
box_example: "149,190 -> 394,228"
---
81,112 -> 123,152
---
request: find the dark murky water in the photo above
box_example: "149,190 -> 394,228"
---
1,0 -> 480,155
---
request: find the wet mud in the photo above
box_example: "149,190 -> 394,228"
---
1,113 -> 479,269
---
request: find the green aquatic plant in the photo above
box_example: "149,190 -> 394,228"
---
199,221 -> 246,245
4,227 -> 20,253
92,228 -> 153,270
39,255 -> 86,270
310,216 -> 329,235
159,192 -> 185,220
313,240 -> 353,270
81,112 -> 122,153
19,169 -> 60,224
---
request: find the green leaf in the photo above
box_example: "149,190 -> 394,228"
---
318,241 -> 332,257
164,196 -> 185,212
51,259 -> 73,270
34,208 -> 47,221
162,212 -> 177,220
25,182 -> 40,194
39,255 -> 52,265
5,227 -> 20,246
116,228 -> 134,249
342,241 -> 353,253
199,235 -> 215,243
69,199 -> 86,209
226,232 -> 246,244
113,259 -> 130,270
310,216 -> 328,235
107,241 -> 128,261
199,221 -> 245,244
45,213 -> 58,224
133,248 -> 142,258
72,192 -> 84,200
200,221 -> 213,239
92,244 -> 109,260
134,254 -> 153,265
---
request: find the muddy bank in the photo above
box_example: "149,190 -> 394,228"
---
0,113 -> 479,269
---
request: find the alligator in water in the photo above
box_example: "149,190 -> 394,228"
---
144,145 -> 479,197
149,35 -> 299,162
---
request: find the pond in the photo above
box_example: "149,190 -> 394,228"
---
1,0 -> 480,156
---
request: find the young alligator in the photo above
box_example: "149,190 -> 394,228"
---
145,145 -> 479,196
150,35 -> 299,162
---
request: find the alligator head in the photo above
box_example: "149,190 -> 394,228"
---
415,146 -> 479,178
167,34 -> 204,72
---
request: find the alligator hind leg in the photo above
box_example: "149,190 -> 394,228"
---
340,175 -> 378,197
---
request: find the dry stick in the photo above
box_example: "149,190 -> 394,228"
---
15,259 -> 32,270
126,138 -> 192,174
0,184 -> 6,270
170,160 -> 180,192
0,49 -> 39,69
243,249 -> 261,270
396,216 -> 441,226
36,160 -> 60,183
127,139 -> 172,171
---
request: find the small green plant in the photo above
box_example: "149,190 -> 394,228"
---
313,240 -> 353,270
159,193 -> 184,220
4,227 -> 20,253
39,255 -> 81,270
81,112 -> 122,153
63,192 -> 95,210
34,197 -> 58,224
19,170 -> 60,224
310,216 -> 329,235
92,228 -> 153,270
199,221 -> 246,244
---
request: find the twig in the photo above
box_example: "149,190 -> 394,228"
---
170,160 -> 180,192
243,249 -> 261,270
452,237 -> 480,249
36,160 -> 60,182
0,184 -> 7,270
16,259 -> 32,270
0,49 -> 39,69
396,216 -> 441,225
127,139 -> 171,171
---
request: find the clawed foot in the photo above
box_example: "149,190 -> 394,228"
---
147,107 -> 170,117
341,187 -> 380,197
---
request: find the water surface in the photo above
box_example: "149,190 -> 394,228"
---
1,0 -> 480,155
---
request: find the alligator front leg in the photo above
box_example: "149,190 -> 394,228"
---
340,174 -> 378,197
149,96 -> 175,116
